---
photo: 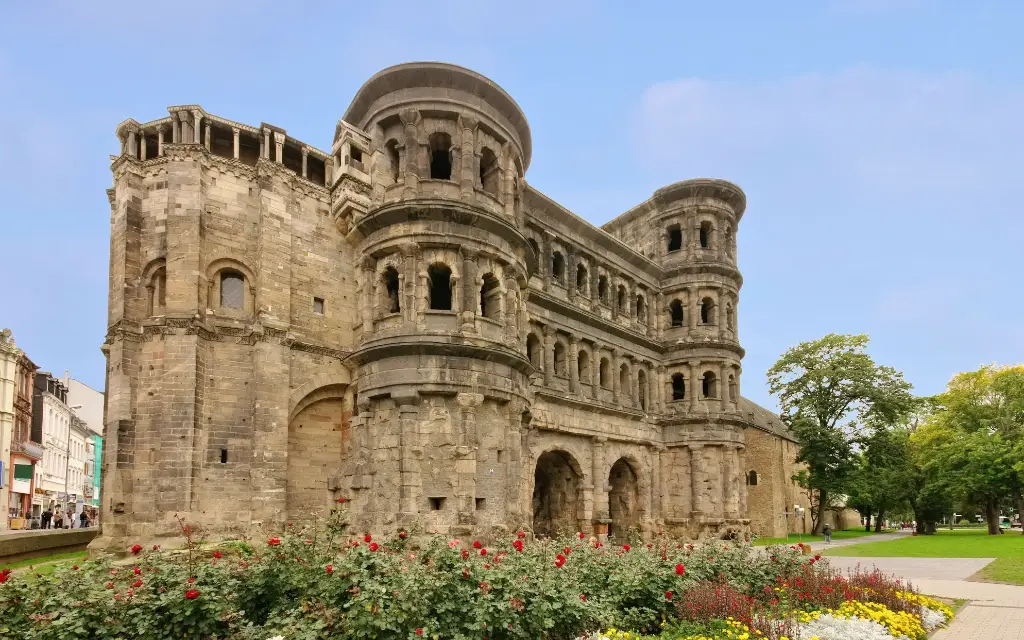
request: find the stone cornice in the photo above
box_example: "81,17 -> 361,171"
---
348,335 -> 532,375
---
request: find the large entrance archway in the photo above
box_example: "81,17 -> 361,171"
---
287,385 -> 349,519
532,450 -> 581,537
608,458 -> 640,541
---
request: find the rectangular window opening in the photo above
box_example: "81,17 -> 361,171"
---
475,498 -> 486,511
429,497 -> 446,511
313,297 -> 325,314
220,448 -> 228,464
497,449 -> 506,463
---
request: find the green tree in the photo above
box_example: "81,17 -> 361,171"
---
767,334 -> 915,534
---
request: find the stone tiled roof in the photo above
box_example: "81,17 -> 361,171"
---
738,396 -> 797,442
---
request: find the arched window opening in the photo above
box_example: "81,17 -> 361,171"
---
699,221 -> 712,248
598,275 -> 609,303
148,266 -> 166,315
667,224 -> 682,252
551,251 -> 565,284
619,364 -> 630,402
671,373 -> 685,400
480,147 -> 499,195
635,295 -> 646,322
480,272 -> 501,319
526,333 -> 542,369
700,298 -> 715,324
599,358 -> 611,389
576,264 -> 587,293
527,238 -> 540,261
702,371 -> 718,399
747,470 -> 758,486
428,133 -> 452,180
220,271 -> 245,309
385,139 -> 400,183
637,370 -> 647,411
382,267 -> 400,314
553,342 -> 567,377
578,349 -> 590,384
428,264 -> 452,310
669,299 -> 684,327
617,285 -> 627,313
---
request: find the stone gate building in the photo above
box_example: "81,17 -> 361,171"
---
95,62 -> 806,551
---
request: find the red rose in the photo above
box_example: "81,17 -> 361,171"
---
479,548 -> 488,556
517,530 -> 526,538
364,534 -> 373,543
185,589 -> 200,600
133,579 -> 143,588
336,496 -> 346,503
416,629 -> 423,636
188,577 -> 195,584
665,590 -> 673,601
399,531 -> 407,539
105,581 -> 114,589
268,537 -> 281,546
578,532 -> 585,540
622,544 -> 630,552
676,563 -> 685,575
152,544 -> 159,550
369,542 -> 379,552
134,566 -> 141,575
130,544 -> 142,555
512,539 -> 524,552
473,540 -> 482,549
580,594 -> 586,601
72,565 -> 79,570
212,551 -> 222,559
555,553 -> 566,568
326,564 -> 334,575
461,549 -> 470,560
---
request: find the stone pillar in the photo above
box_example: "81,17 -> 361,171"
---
204,123 -> 211,151
650,445 -> 662,523
459,115 -> 477,197
657,445 -> 668,521
656,365 -> 666,412
361,258 -> 375,334
502,144 -> 515,217
591,342 -> 601,401
610,273 -> 619,320
655,292 -> 664,339
689,361 -> 700,412
592,436 -> 609,527
402,245 -> 417,324
325,157 -> 334,186
396,393 -> 421,518
461,250 -> 478,330
690,444 -> 705,517
273,131 -> 285,164
171,113 -> 180,144
192,110 -> 202,145
301,147 -> 308,179
590,262 -> 600,305
720,363 -> 730,405
541,231 -> 552,292
456,393 -> 483,524
138,132 -> 146,160
722,445 -> 734,518
157,125 -> 165,157
543,327 -> 555,386
738,445 -> 748,517
400,109 -> 420,199
262,128 -> 271,160
611,348 -> 621,405
628,358 -> 638,407
689,290 -> 699,333
232,127 -> 240,160
566,249 -> 577,302
568,335 -> 579,394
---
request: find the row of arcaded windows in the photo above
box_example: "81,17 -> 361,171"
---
666,221 -> 731,253
377,263 -> 502,317
384,133 -> 503,197
668,371 -> 736,401
668,298 -> 734,329
148,266 -> 323,317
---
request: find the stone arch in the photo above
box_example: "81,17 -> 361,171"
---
142,257 -> 167,316
700,297 -> 716,324
287,383 -> 351,520
669,299 -> 684,327
526,332 -> 542,369
428,132 -> 453,180
575,262 -> 588,294
205,257 -> 256,314
577,348 -> 591,385
607,455 -> 643,541
532,448 -> 584,537
553,340 -> 567,377
427,262 -> 453,310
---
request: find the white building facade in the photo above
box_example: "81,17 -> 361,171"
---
36,375 -> 74,516
67,378 -> 103,513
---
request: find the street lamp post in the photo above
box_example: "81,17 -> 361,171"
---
62,404 -> 82,528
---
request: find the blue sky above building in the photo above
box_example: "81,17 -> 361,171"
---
1,0 -> 1020,410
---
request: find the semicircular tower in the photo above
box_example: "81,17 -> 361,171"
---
334,62 -> 537,536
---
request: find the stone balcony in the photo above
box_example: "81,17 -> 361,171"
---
13,439 -> 44,460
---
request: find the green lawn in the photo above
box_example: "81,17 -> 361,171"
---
752,528 -> 880,546
825,528 -> 1024,584
0,550 -> 89,575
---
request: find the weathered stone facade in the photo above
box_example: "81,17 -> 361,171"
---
94,62 -> 801,551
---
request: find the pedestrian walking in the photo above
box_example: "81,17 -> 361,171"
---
79,511 -> 88,528
823,523 -> 832,544
41,509 -> 52,529
52,511 -> 62,529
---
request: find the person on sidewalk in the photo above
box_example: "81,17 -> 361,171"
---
40,509 -> 52,530
79,511 -> 88,528
823,523 -> 832,544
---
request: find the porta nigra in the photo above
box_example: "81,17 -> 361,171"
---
94,62 -> 807,551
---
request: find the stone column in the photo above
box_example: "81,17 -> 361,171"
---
400,109 -> 420,199
629,358 -> 639,407
138,132 -> 146,160
171,113 -> 180,144
456,393 -> 483,523
396,393 -> 421,518
461,250 -> 478,331
720,363 -> 730,405
657,445 -> 668,521
590,262 -> 600,305
592,436 -> 609,526
273,131 -> 285,164
402,244 -> 417,324
232,127 -> 240,160
301,147 -> 308,179
192,110 -> 202,145
204,123 -> 211,151
738,445 -> 748,517
722,445 -> 734,518
361,257 -> 375,334
568,335 -> 579,395
502,144 -> 515,217
566,249 -> 577,302
689,361 -> 700,411
325,157 -> 334,186
262,128 -> 271,160
610,273 -> 619,320
690,444 -> 705,517
655,292 -> 664,339
459,115 -> 477,197
157,125 -> 165,157
543,326 -> 555,386
591,342 -> 602,401
611,348 -> 621,405
650,445 -> 663,522
689,290 -> 699,333
541,231 -> 552,292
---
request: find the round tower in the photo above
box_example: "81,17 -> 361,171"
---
334,63 -> 537,537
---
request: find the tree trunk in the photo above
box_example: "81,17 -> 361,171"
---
985,499 -> 1001,535
874,509 -> 885,533
1015,494 -> 1024,535
812,489 -> 826,535
865,519 -> 872,532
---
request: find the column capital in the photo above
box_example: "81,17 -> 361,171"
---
273,131 -> 286,144
399,108 -> 420,126
456,392 -> 484,409
542,325 -> 555,338
458,114 -> 479,131
593,435 -> 608,445
231,126 -> 240,134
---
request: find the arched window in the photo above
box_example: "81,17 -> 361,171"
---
702,371 -> 718,398
617,285 -> 627,313
599,358 -> 611,389
699,221 -> 712,248
480,147 -> 499,194
220,271 -> 245,309
480,272 -> 501,319
527,238 -> 541,265
747,471 -> 758,486
428,264 -> 452,310
576,263 -> 588,294
578,349 -> 590,384
598,275 -> 609,303
669,299 -> 684,327
526,333 -> 542,369
635,295 -> 646,322
382,267 -> 400,314
385,139 -> 400,183
700,298 -> 716,324
148,266 -> 166,315
551,252 -> 565,284
667,224 -> 682,252
428,132 -> 452,180
619,364 -> 630,402
671,373 -> 685,400
637,369 -> 647,410
553,342 -> 567,377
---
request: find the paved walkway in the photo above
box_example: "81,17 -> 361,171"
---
819,537 -> 1024,639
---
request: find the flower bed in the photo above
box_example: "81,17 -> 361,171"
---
0,514 -> 952,640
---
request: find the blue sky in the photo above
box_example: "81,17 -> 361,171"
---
1,0 -> 1021,410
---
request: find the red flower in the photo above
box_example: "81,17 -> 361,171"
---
72,565 -> 79,570
188,577 -> 195,584
185,589 -> 200,600
479,548 -> 488,556
473,540 -> 482,549
399,531 -> 407,539
105,581 -> 114,589
335,496 -> 346,503
676,563 -> 685,575
364,534 -> 373,543
326,564 -> 334,575
564,546 -> 572,555
512,539 -> 524,552
416,629 -> 423,636
517,530 -> 527,538
578,532 -> 585,540
580,594 -> 586,601
461,549 -> 470,560
665,590 -> 673,601
555,553 -> 566,568
0,569 -> 11,584
130,544 -> 142,555
152,544 -> 160,550
133,579 -> 143,588
369,542 -> 379,552
267,537 -> 281,546
211,551 -> 222,559
134,566 -> 142,575
622,544 -> 630,552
